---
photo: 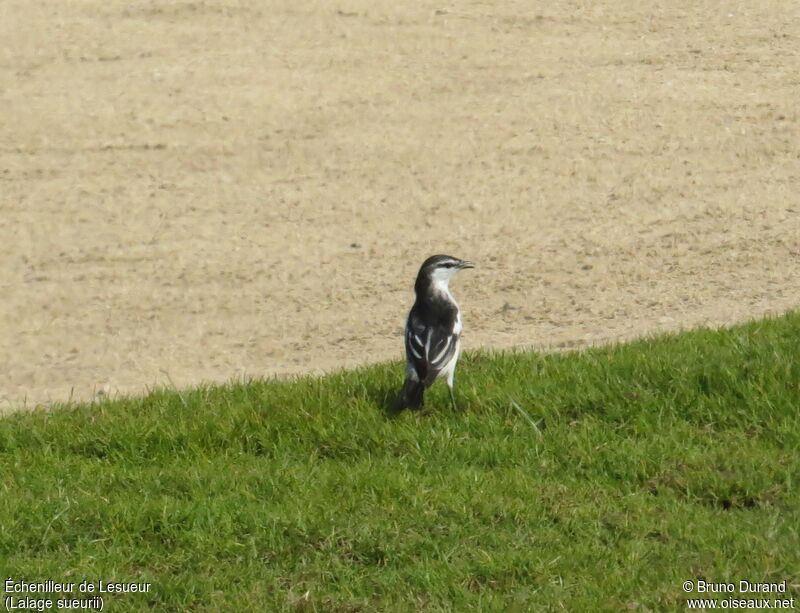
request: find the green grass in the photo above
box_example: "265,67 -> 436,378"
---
2,313 -> 800,611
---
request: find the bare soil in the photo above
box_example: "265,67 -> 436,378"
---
2,0 -> 799,410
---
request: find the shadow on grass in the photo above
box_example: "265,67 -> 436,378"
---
366,383 -> 470,419
357,364 -> 470,418
362,379 -> 410,419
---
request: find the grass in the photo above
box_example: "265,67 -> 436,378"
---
1,313 -> 799,611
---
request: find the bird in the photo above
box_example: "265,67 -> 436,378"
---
400,254 -> 475,411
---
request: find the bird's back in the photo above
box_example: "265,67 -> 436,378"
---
406,295 -> 460,386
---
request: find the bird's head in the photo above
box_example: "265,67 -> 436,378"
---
415,254 -> 475,294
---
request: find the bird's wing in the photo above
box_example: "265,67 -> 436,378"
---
405,312 -> 459,387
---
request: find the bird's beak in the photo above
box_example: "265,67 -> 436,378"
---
458,260 -> 475,269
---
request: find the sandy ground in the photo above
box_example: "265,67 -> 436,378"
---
1,0 -> 799,410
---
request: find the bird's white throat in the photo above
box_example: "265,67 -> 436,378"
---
429,268 -> 458,300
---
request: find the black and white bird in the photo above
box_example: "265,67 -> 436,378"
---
401,254 -> 475,410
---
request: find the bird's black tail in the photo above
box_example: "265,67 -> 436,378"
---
400,377 -> 425,410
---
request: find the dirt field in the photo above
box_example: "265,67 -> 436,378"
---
1,0 -> 799,409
